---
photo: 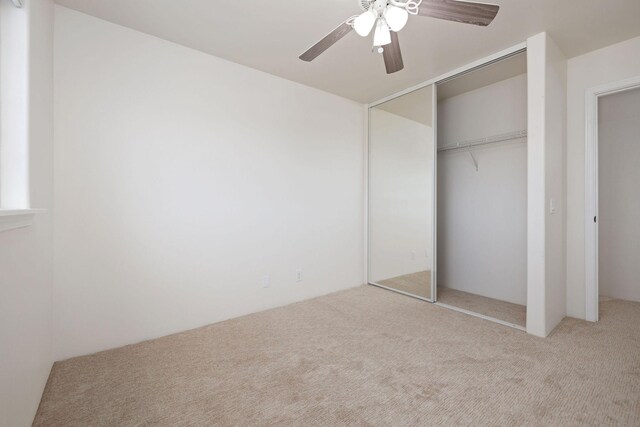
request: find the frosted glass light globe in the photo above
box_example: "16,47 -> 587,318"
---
373,19 -> 391,47
384,5 -> 409,32
354,9 -> 377,37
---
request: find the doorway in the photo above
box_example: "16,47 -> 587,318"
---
585,76 -> 640,321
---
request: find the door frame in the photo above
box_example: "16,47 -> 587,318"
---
584,75 -> 640,322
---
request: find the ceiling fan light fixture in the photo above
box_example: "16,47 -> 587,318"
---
300,0 -> 500,75
373,19 -> 392,47
353,9 -> 377,37
384,5 -> 409,32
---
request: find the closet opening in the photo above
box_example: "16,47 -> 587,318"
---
435,52 -> 528,329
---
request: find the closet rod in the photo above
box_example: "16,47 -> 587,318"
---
437,130 -> 527,153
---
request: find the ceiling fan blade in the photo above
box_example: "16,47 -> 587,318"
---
299,22 -> 353,62
383,32 -> 404,74
418,0 -> 499,26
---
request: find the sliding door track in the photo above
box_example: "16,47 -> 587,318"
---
369,283 -> 526,332
435,302 -> 526,331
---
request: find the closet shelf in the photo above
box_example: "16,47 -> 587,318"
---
437,129 -> 528,153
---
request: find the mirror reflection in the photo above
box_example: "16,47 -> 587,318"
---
368,85 -> 435,300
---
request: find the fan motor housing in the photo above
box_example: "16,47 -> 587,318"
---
358,0 -> 372,11
373,0 -> 390,13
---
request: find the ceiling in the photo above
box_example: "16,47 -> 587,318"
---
55,0 -> 640,104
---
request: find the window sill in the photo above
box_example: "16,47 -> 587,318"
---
0,209 -> 46,233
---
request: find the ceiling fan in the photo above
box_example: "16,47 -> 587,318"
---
299,0 -> 499,74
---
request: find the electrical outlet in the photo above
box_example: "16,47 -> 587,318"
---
263,274 -> 270,288
296,269 -> 303,283
411,251 -> 416,260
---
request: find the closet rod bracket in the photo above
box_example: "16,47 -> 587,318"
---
468,149 -> 478,171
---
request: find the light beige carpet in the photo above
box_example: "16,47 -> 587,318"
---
376,270 -> 431,299
35,286 -> 640,426
437,287 -> 527,327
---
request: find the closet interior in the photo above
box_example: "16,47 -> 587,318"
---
436,53 -> 528,328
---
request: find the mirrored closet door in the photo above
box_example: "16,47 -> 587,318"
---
368,85 -> 436,301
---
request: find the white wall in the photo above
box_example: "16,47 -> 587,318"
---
53,7 -> 365,360
526,33 -> 567,337
566,35 -> 640,319
598,88 -> 640,302
0,0 -> 54,426
369,108 -> 433,282
437,74 -> 527,305
543,35 -> 568,335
